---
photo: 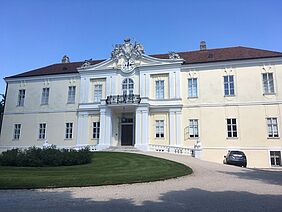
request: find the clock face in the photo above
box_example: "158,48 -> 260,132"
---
121,59 -> 135,73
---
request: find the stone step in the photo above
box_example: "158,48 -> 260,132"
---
104,146 -> 140,152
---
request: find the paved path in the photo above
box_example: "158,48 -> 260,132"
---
1,152 -> 282,212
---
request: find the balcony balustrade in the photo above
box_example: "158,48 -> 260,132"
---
106,94 -> 141,104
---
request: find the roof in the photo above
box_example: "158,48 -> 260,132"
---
6,46 -> 282,79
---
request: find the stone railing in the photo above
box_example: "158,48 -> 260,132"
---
149,144 -> 193,155
106,94 -> 141,105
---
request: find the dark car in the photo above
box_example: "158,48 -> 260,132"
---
223,151 -> 247,167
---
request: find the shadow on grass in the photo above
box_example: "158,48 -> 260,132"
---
217,168 -> 282,186
0,188 -> 281,212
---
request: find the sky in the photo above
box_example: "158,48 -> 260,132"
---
0,0 -> 282,94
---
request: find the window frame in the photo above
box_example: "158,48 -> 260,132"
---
189,119 -> 199,138
266,117 -> 279,138
13,124 -> 21,140
262,73 -> 275,95
122,78 -> 134,96
269,151 -> 281,167
93,84 -> 103,103
17,89 -> 25,107
155,80 -> 165,99
188,78 -> 198,98
226,118 -> 238,138
155,120 -> 165,138
38,123 -> 47,140
67,86 -> 76,104
41,87 -> 50,105
224,75 -> 235,96
92,122 -> 100,139
65,122 -> 73,139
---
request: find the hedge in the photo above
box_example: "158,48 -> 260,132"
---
0,146 -> 92,167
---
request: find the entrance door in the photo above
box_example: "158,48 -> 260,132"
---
121,124 -> 133,146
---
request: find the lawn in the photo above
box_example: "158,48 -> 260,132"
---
0,152 -> 192,189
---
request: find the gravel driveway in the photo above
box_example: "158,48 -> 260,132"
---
1,152 -> 282,212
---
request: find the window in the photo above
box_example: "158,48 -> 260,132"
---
262,73 -> 274,94
68,86 -> 76,103
38,123 -> 47,140
65,122 -> 73,139
270,151 -> 281,166
122,78 -> 134,95
41,88 -> 50,105
92,122 -> 100,139
189,119 -> 199,138
227,118 -> 237,138
94,84 -> 102,102
155,80 -> 164,99
155,120 -> 164,138
267,118 -> 279,138
224,75 -> 235,96
13,124 -> 21,140
188,78 -> 198,98
17,89 -> 25,106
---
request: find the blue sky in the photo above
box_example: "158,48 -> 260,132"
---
0,0 -> 282,94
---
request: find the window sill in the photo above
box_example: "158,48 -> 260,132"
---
226,137 -> 238,140
91,138 -> 99,140
40,104 -> 49,106
188,137 -> 199,140
12,139 -> 20,141
37,139 -> 46,141
267,137 -> 280,139
224,95 -> 235,97
67,102 -> 75,104
155,137 -> 165,140
263,93 -> 276,96
187,96 -> 198,99
64,138 -> 73,141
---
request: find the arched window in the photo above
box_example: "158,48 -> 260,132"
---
122,78 -> 134,95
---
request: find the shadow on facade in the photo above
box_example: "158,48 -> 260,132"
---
217,168 -> 282,186
1,188 -> 282,212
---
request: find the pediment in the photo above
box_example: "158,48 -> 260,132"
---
77,38 -> 184,73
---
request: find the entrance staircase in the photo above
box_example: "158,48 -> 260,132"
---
104,146 -> 140,152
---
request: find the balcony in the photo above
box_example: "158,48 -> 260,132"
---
106,94 -> 141,105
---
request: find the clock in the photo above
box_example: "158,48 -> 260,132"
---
121,59 -> 135,73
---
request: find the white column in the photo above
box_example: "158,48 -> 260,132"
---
169,72 -> 175,99
106,76 -> 111,97
142,108 -> 149,147
98,108 -> 107,149
175,111 -> 182,146
169,111 -> 175,146
80,77 -> 90,103
135,109 -> 142,146
76,112 -> 89,146
145,74 -> 150,97
105,108 -> 112,146
140,73 -> 146,97
111,75 -> 117,95
175,71 -> 181,98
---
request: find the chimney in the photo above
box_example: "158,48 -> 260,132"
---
61,55 -> 70,63
200,41 -> 207,50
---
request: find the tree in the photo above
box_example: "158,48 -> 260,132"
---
0,94 -> 5,113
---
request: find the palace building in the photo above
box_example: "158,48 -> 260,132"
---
0,38 -> 282,168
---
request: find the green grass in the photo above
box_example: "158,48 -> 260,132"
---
0,152 -> 192,189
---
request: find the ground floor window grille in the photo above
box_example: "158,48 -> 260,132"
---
13,124 -> 21,140
39,123 -> 47,140
155,120 -> 164,138
270,151 -> 281,166
92,122 -> 100,139
65,122 -> 73,139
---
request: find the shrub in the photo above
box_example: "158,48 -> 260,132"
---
0,146 -> 92,167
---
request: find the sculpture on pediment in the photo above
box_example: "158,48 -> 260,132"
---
169,52 -> 181,60
111,38 -> 145,73
81,59 -> 92,68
